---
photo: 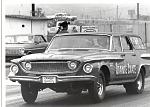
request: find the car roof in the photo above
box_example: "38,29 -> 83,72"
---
55,13 -> 68,15
55,32 -> 139,37
5,34 -> 43,37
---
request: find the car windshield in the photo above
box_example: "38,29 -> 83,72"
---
46,35 -> 110,52
5,35 -> 34,43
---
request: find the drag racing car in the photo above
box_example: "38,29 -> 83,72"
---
8,32 -> 150,104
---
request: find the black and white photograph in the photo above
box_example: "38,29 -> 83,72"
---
2,0 -> 150,107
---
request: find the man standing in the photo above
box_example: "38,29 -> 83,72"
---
56,20 -> 70,34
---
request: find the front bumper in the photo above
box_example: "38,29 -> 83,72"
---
8,75 -> 96,83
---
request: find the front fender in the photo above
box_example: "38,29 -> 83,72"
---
85,61 -> 111,78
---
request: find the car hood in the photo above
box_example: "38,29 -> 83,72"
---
11,50 -> 124,63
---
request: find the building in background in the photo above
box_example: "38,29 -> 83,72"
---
5,15 -> 51,37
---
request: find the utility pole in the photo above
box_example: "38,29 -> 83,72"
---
137,3 -> 139,20
99,9 -> 102,19
116,5 -> 118,20
145,22 -> 147,47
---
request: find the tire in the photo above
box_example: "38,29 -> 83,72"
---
21,82 -> 38,104
27,51 -> 32,55
124,71 -> 145,94
88,72 -> 106,103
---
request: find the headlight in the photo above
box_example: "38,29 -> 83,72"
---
22,62 -> 32,70
25,62 -> 32,70
68,61 -> 77,70
83,63 -> 93,73
10,64 -> 19,74
24,62 -> 32,70
19,48 -> 25,55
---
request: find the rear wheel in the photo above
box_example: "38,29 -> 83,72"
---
88,72 -> 106,103
124,71 -> 145,94
21,82 -> 38,104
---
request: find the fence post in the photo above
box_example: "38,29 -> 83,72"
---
80,26 -> 82,32
110,24 -> 113,32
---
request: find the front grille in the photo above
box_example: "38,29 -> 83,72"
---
30,61 -> 70,73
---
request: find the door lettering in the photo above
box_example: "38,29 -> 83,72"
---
116,63 -> 136,75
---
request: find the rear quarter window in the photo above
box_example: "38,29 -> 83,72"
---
34,36 -> 45,43
129,36 -> 145,49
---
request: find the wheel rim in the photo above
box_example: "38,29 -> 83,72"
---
97,80 -> 103,96
137,74 -> 142,90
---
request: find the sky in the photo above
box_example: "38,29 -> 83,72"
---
4,0 -> 150,4
4,0 -> 150,20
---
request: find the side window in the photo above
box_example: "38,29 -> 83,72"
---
112,36 -> 122,52
129,36 -> 145,49
121,36 -> 133,51
34,35 -> 45,43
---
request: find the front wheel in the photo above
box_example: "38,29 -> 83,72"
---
67,89 -> 82,95
124,71 -> 145,94
21,82 -> 38,104
88,72 -> 106,103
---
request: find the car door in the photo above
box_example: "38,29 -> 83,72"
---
111,36 -> 125,81
111,35 -> 137,82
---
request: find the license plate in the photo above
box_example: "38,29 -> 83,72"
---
42,76 -> 56,83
